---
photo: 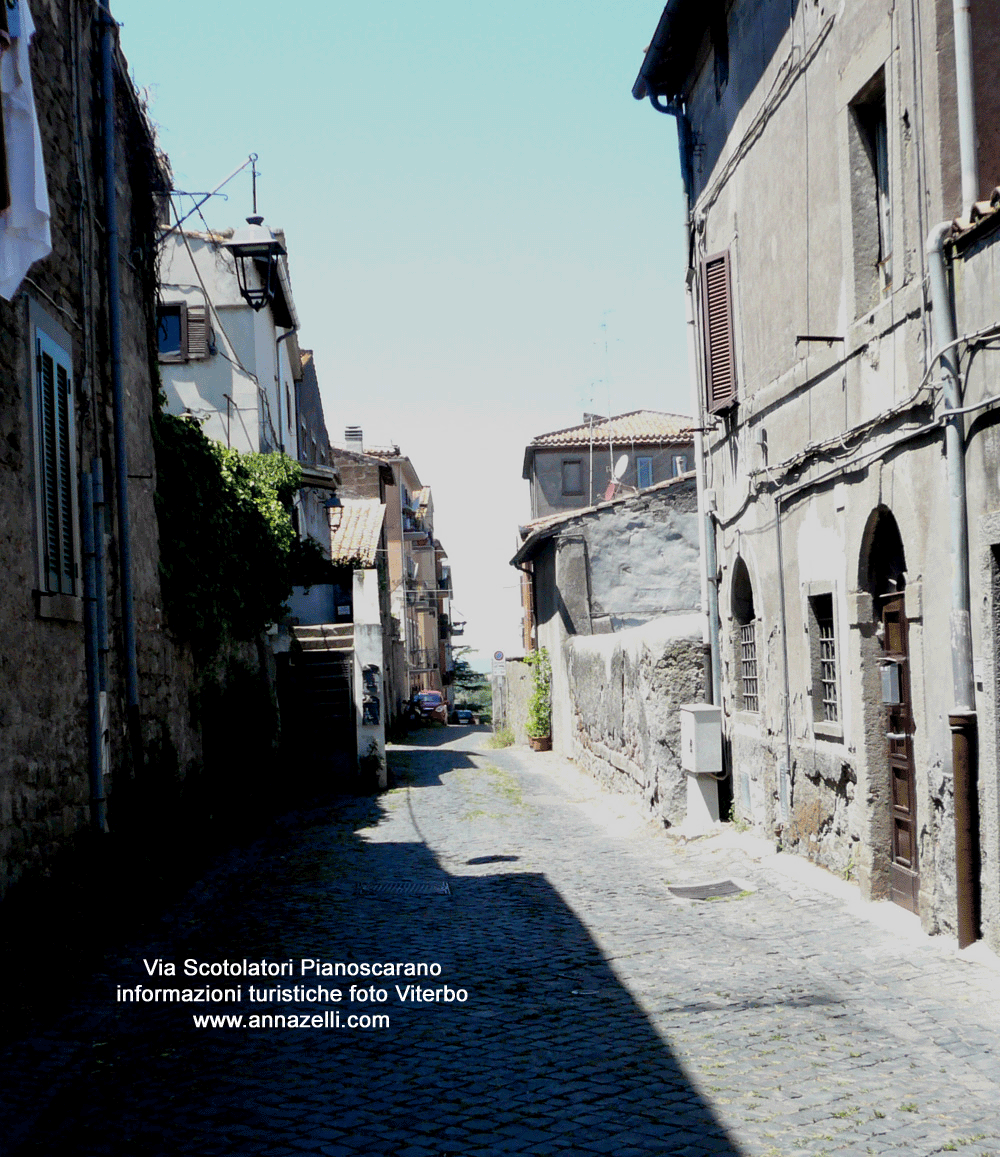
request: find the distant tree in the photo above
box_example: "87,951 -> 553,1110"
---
450,650 -> 491,719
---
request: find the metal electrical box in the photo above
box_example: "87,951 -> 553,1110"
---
680,704 -> 722,774
880,660 -> 901,706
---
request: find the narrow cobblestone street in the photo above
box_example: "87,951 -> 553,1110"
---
3,727 -> 1000,1157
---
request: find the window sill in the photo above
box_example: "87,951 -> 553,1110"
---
36,592 -> 83,623
812,721 -> 844,743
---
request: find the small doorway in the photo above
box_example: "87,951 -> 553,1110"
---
861,505 -> 917,912
882,592 -> 918,912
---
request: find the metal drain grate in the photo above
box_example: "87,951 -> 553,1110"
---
668,879 -> 744,901
354,880 -> 451,897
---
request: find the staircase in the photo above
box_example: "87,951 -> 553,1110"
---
288,624 -> 356,779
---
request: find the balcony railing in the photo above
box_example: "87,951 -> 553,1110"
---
408,647 -> 438,672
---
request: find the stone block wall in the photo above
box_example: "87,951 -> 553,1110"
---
565,615 -> 706,826
0,3 -> 200,895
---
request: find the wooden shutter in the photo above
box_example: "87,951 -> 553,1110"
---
186,304 -> 211,359
701,250 -> 737,412
36,331 -> 76,594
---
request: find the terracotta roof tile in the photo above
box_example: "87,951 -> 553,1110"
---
951,185 -> 1000,249
528,409 -> 695,449
329,498 -> 385,567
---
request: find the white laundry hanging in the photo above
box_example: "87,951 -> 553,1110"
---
0,0 -> 51,301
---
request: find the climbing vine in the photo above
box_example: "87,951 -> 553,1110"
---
524,647 -> 552,738
152,413 -> 308,655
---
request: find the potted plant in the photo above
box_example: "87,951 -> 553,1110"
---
525,647 -> 552,751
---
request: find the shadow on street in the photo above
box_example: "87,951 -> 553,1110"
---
2,738 -> 745,1156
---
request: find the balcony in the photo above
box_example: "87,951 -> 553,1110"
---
408,647 -> 438,672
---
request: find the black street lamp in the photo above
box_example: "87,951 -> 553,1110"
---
223,214 -> 286,312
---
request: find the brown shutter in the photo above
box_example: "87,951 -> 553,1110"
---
701,250 -> 737,412
186,304 -> 211,359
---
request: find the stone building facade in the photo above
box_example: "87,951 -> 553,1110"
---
513,476 -> 707,825
522,410 -> 696,519
635,0 -> 1000,946
0,1 -> 198,895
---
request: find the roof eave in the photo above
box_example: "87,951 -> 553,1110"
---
521,445 -> 534,480
631,0 -> 709,105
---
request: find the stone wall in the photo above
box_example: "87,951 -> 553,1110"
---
0,3 -> 200,896
565,615 -> 706,826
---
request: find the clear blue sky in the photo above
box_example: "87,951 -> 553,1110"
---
115,0 -> 689,665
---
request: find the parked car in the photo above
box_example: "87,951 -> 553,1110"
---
452,707 -> 474,725
414,690 -> 448,724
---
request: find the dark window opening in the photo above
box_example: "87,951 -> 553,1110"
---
157,304 -> 184,361
711,5 -> 729,101
850,74 -> 891,310
561,459 -> 583,496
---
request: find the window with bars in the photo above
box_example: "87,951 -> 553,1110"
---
30,306 -> 79,600
731,556 -> 759,713
808,590 -> 841,732
740,621 -> 759,713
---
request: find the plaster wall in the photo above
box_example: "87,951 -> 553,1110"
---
158,236 -> 299,456
529,443 -> 694,518
502,659 -> 533,746
354,569 -> 387,790
953,227 -> 1000,950
567,616 -> 705,826
678,0 -> 1000,940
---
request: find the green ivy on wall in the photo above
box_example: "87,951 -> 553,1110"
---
152,413 -> 307,656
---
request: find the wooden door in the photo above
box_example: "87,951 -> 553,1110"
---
883,593 -> 918,912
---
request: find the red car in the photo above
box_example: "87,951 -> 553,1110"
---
414,690 -> 448,724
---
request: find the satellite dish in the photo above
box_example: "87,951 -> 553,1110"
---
613,454 -> 629,480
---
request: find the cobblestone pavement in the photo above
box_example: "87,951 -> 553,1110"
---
3,727 -> 1000,1156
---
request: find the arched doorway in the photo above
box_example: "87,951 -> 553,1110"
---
859,507 -> 918,913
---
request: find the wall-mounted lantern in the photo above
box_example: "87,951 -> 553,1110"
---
223,215 -> 285,311
325,492 -> 343,531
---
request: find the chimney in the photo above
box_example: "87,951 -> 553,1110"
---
345,426 -> 363,448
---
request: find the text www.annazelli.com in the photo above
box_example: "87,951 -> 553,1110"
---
192,1012 -> 389,1029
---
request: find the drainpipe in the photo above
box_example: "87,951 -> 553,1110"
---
774,492 -> 794,827
93,459 -> 111,793
81,471 -> 107,832
99,0 -> 141,773
652,94 -> 719,701
92,459 -> 110,691
684,269 -> 718,701
952,0 -> 979,212
926,221 -> 978,947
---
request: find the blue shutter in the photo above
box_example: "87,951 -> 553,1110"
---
36,331 -> 75,594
